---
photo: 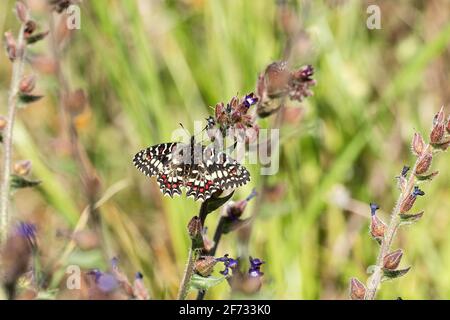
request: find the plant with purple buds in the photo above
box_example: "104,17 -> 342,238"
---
1,1 -> 48,245
350,107 -> 450,300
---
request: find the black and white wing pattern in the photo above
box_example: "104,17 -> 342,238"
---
206,150 -> 251,190
133,141 -> 250,202
133,143 -> 178,177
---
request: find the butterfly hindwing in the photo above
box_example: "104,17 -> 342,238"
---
207,151 -> 250,190
185,161 -> 219,201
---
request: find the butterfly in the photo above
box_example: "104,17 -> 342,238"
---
133,137 -> 250,201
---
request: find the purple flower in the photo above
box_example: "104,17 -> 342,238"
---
401,166 -> 410,178
412,186 -> 425,197
370,203 -> 380,216
88,269 -> 119,293
216,254 -> 238,276
243,93 -> 258,108
248,256 -> 265,278
16,222 -> 36,239
135,272 -> 143,280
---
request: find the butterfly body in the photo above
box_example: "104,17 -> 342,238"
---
133,138 -> 250,201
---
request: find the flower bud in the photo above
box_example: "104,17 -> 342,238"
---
195,256 -> 217,277
187,216 -> 202,240
430,123 -> 445,145
264,61 -> 290,98
430,107 -> 446,144
19,75 -> 36,93
24,20 -> 37,38
399,186 -> 424,214
4,31 -> 17,61
349,278 -> 366,300
383,249 -> 403,270
13,160 -> 32,176
133,272 -> 149,300
411,132 -> 425,156
0,116 -> 7,131
415,152 -> 432,175
370,215 -> 386,240
15,2 -> 29,23
369,203 -> 385,240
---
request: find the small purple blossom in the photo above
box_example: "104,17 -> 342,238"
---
88,269 -> 119,293
412,186 -> 425,197
401,166 -> 410,177
16,222 -> 36,238
370,203 -> 380,216
248,256 -> 265,278
243,93 -> 258,108
216,254 -> 238,276
135,272 -> 143,280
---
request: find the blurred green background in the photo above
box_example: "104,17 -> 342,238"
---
1,0 -> 450,299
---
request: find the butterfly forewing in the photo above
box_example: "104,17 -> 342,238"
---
206,151 -> 250,190
133,143 -> 178,177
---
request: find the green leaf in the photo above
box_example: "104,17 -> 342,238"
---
399,211 -> 424,225
10,174 -> 41,190
26,31 -> 49,44
415,171 -> 439,182
19,93 -> 43,104
189,274 -> 226,291
382,267 -> 411,281
205,191 -> 234,214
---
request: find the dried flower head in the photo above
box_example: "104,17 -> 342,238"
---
288,64 -> 316,102
213,93 -> 259,134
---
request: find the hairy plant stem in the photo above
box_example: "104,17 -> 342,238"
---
0,25 -> 27,244
177,201 -> 208,299
364,145 -> 430,300
177,247 -> 199,300
196,216 -> 225,300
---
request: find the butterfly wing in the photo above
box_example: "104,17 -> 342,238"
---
207,150 -> 250,190
184,161 -> 219,202
133,143 -> 178,177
